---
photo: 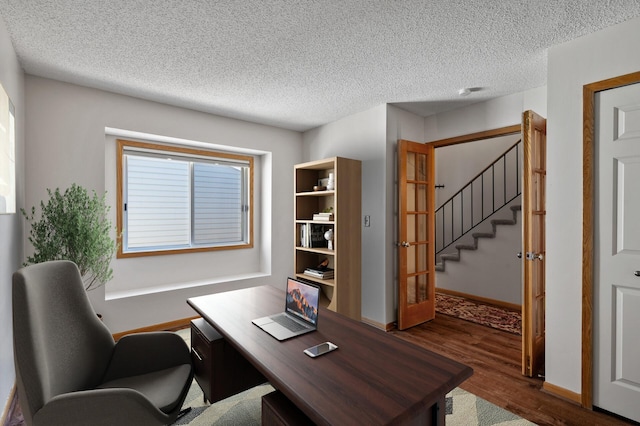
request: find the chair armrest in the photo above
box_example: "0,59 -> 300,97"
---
34,388 -> 170,426
103,332 -> 192,382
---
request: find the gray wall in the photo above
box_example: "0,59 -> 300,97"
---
0,13 -> 24,416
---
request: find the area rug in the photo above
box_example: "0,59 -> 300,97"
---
174,329 -> 534,425
436,292 -> 522,335
172,379 -> 534,425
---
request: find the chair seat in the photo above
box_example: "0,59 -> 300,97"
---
98,364 -> 192,414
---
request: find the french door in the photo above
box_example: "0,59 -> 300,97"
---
397,140 -> 435,330
521,110 -> 547,378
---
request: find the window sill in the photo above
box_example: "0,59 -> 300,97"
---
104,272 -> 269,301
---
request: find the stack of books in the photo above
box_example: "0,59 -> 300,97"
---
312,212 -> 334,221
300,223 -> 331,248
303,267 -> 334,280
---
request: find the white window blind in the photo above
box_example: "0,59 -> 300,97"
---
193,162 -> 244,244
120,141 -> 251,255
126,155 -> 191,249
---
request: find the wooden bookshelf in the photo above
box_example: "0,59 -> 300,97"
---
294,157 -> 361,320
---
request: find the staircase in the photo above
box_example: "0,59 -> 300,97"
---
436,203 -> 521,272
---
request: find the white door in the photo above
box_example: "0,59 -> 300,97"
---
595,82 -> 640,422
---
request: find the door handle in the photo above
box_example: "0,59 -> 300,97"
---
635,271 -> 640,277
399,241 -> 410,248
526,252 -> 544,261
517,252 -> 522,258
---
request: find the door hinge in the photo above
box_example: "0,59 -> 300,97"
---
526,356 -> 531,374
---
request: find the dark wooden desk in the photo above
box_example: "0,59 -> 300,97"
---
187,285 -> 472,425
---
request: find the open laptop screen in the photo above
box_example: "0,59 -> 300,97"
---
285,278 -> 320,325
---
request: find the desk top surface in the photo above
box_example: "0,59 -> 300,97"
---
188,285 -> 472,426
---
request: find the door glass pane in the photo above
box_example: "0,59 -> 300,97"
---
407,276 -> 416,304
417,243 -> 427,272
417,184 -> 427,211
417,273 -> 428,302
407,215 -> 416,243
406,244 -> 415,273
407,274 -> 429,305
407,183 -> 415,211
407,153 -> 415,180
416,154 -> 426,181
417,214 -> 427,241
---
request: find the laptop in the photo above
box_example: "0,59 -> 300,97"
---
252,277 -> 320,341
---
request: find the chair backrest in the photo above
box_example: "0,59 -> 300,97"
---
12,260 -> 115,422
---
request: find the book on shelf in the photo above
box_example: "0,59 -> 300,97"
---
299,223 -> 332,248
304,267 -> 334,279
313,213 -> 334,221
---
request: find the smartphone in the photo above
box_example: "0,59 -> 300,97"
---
304,342 -> 338,358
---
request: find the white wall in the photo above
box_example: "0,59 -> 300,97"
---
434,133 -> 521,208
303,104 -> 387,325
546,16 -> 640,395
24,76 -> 302,333
386,105 -> 427,323
0,13 -> 24,418
425,86 -> 547,143
436,201 -> 522,305
302,104 -> 424,326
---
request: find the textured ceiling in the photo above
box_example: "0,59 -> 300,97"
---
1,1 -> 640,131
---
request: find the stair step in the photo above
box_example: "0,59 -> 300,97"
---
491,219 -> 516,226
440,253 -> 460,262
472,232 -> 494,239
455,244 -> 476,251
436,202 -> 522,273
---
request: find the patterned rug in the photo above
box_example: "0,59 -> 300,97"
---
436,292 -> 522,335
173,329 -> 534,425
172,378 -> 534,425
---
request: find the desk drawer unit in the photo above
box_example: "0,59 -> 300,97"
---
190,318 -> 266,403
262,390 -> 312,426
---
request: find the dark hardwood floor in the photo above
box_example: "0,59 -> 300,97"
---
390,314 -> 633,426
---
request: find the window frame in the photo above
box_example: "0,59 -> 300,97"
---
116,139 -> 254,258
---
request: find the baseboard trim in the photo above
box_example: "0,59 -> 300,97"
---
436,288 -> 521,312
112,316 -> 200,341
542,382 -> 582,405
361,316 -> 395,331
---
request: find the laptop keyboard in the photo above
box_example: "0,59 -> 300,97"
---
272,315 -> 307,332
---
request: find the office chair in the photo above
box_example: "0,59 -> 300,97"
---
12,260 -> 194,426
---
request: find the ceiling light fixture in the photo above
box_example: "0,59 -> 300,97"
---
458,88 -> 472,96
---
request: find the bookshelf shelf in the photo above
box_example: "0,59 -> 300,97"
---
295,246 -> 334,256
294,157 -> 361,321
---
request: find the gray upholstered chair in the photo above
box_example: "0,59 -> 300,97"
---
12,260 -> 194,426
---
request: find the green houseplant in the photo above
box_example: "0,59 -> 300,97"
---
21,184 -> 117,291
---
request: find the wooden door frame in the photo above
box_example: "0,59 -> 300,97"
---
397,126 -> 521,329
581,70 -> 640,409
429,124 -> 521,148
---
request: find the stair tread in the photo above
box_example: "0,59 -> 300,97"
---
456,244 -> 476,250
491,219 -> 516,225
472,232 -> 495,238
440,253 -> 460,261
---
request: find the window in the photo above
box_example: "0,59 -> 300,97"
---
116,139 -> 253,257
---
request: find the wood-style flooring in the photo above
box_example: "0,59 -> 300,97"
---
390,314 -> 633,426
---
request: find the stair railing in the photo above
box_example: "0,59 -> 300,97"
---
435,140 -> 521,255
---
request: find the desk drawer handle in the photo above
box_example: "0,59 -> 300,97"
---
192,348 -> 203,362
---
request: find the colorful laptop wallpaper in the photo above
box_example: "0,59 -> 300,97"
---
285,279 -> 319,324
